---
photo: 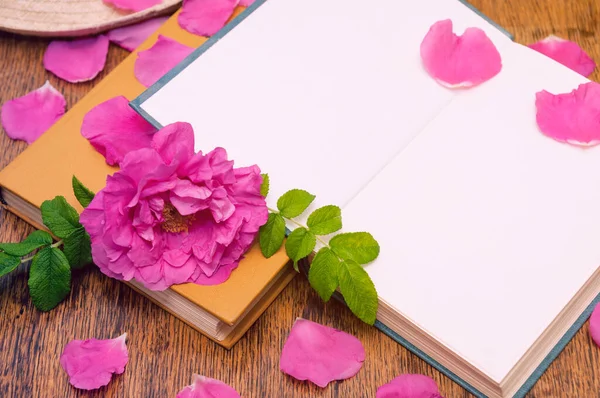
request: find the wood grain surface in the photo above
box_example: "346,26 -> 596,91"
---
1,1 -> 600,397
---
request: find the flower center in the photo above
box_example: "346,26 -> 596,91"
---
161,203 -> 194,233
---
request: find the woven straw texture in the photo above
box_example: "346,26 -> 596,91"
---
0,0 -> 180,37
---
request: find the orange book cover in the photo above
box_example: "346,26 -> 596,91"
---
0,7 -> 294,349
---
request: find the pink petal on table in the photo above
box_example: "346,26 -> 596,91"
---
103,0 -> 163,12
1,81 -> 66,144
279,318 -> 365,388
60,333 -> 129,390
178,0 -> 239,37
529,35 -> 595,77
81,96 -> 157,165
376,374 -> 443,398
420,19 -> 502,88
43,36 -> 109,83
590,302 -> 600,347
535,82 -> 600,147
107,17 -> 169,51
176,375 -> 241,398
134,35 -> 195,87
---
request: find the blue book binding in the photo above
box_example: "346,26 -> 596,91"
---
131,2 -> 595,397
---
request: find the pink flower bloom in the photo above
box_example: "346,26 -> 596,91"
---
590,303 -> 600,347
108,17 -> 169,51
80,122 -> 268,291
1,81 -> 66,144
103,0 -> 163,12
43,36 -> 109,83
81,96 -> 158,166
239,0 -> 254,6
60,333 -> 128,390
529,36 -> 596,78
279,318 -> 365,387
177,375 -> 241,398
535,82 -> 600,147
178,0 -> 239,37
134,35 -> 195,88
376,374 -> 443,398
420,19 -> 502,88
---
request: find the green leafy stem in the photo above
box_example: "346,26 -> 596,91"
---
258,174 -> 380,325
0,176 -> 94,312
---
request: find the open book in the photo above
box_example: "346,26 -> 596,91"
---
131,0 -> 600,396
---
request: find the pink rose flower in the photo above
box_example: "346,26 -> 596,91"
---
80,122 -> 268,290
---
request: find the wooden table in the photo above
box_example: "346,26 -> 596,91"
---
1,1 -> 600,396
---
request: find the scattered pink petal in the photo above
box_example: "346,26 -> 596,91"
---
43,36 -> 109,83
108,17 -> 169,51
60,333 -> 129,390
529,35 -> 595,77
420,19 -> 502,88
239,0 -> 254,6
134,35 -> 195,87
590,302 -> 600,347
176,375 -> 241,398
103,0 -> 163,12
1,81 -> 66,144
376,374 -> 443,398
81,96 -> 157,165
535,82 -> 600,147
178,0 -> 239,37
279,318 -> 365,388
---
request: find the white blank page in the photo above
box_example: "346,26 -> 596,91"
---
140,0 -> 512,216
341,43 -> 600,381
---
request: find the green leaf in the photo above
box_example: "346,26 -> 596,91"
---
63,228 -> 92,269
0,230 -> 53,257
72,175 -> 95,208
0,253 -> 21,277
308,247 -> 340,302
259,213 -> 286,258
277,189 -> 316,218
40,196 -> 82,239
329,232 -> 380,264
338,259 -> 378,325
307,205 -> 342,235
28,247 -> 71,312
285,227 -> 316,270
260,173 -> 270,198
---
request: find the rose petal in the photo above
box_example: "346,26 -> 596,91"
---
1,81 -> 66,144
81,96 -> 157,165
107,17 -> 169,51
177,374 -> 241,398
376,374 -> 443,398
535,82 -> 600,147
279,318 -> 365,387
43,36 -> 109,83
590,302 -> 600,347
134,35 -> 195,88
239,0 -> 254,5
103,0 -> 163,12
178,0 -> 239,37
59,333 -> 129,390
420,19 -> 502,88
529,35 -> 596,78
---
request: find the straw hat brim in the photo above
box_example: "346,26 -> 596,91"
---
0,0 -> 180,38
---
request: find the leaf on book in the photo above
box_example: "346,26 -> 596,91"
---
41,196 -> 82,239
308,247 -> 340,302
277,189 -> 315,219
329,232 -> 380,264
0,230 -> 53,257
338,259 -> 378,325
259,213 -> 286,258
72,175 -> 95,208
260,173 -> 270,198
28,247 -> 71,312
307,205 -> 342,236
63,228 -> 92,269
285,227 -> 316,271
0,253 -> 21,277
